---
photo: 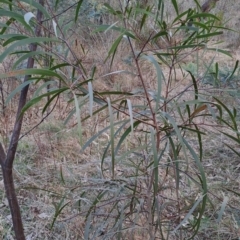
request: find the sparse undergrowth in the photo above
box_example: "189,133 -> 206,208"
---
0,0 -> 240,240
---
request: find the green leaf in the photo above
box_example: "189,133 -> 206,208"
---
107,98 -> 115,179
0,18 -> 16,35
55,0 -> 60,9
155,0 -> 164,23
192,21 -> 209,30
50,196 -> 70,229
50,63 -> 70,71
101,121 -> 129,176
220,131 -> 240,144
22,88 -> 67,117
226,60 -> 239,82
213,97 -> 237,130
59,165 -> 65,185
5,80 -> 34,105
103,3 -> 120,16
168,137 -> 180,190
0,0 -> 14,8
172,9 -> 191,24
106,34 -> 124,67
169,44 -> 205,50
224,143 -> 240,157
224,188 -> 240,197
171,0 -> 179,15
85,190 -> 107,220
0,33 -> 28,39
182,137 -> 207,237
95,25 -> 135,39
187,71 -> 198,109
206,48 -> 232,57
0,68 -> 65,82
188,13 -> 220,21
141,55 -> 162,113
88,81 -> 93,117
217,196 -> 229,224
150,127 -> 158,196
21,95 -> 43,117
33,80 -> 57,98
173,195 -> 205,233
3,35 -> 27,46
41,90 -> 66,114
151,31 -> 167,40
20,0 -> 50,17
0,37 -> 59,63
195,125 -> 203,161
81,120 -> 127,152
196,31 -> 223,39
96,91 -> 132,96
75,0 -> 84,22
62,21 -> 73,37
13,51 -> 54,69
74,94 -> 82,146
0,10 -> 32,32
84,214 -> 92,240
139,6 -> 150,31
114,121 -> 141,156
164,111 -> 188,152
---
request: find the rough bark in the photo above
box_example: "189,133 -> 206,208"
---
0,1 -> 44,239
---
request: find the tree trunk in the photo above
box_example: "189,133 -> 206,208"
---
0,1 -> 44,239
3,166 -> 25,239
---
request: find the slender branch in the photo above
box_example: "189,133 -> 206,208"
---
42,2 -> 79,22
19,95 -> 59,140
45,1 -> 86,80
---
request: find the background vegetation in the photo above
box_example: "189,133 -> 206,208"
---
0,0 -> 240,239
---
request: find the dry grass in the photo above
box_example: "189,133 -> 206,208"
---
1,55 -> 240,240
1,1 -> 240,239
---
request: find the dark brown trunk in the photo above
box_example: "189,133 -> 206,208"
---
0,1 -> 44,239
2,166 -> 25,239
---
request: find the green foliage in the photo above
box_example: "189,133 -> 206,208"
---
1,0 -> 240,239
202,61 -> 240,88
